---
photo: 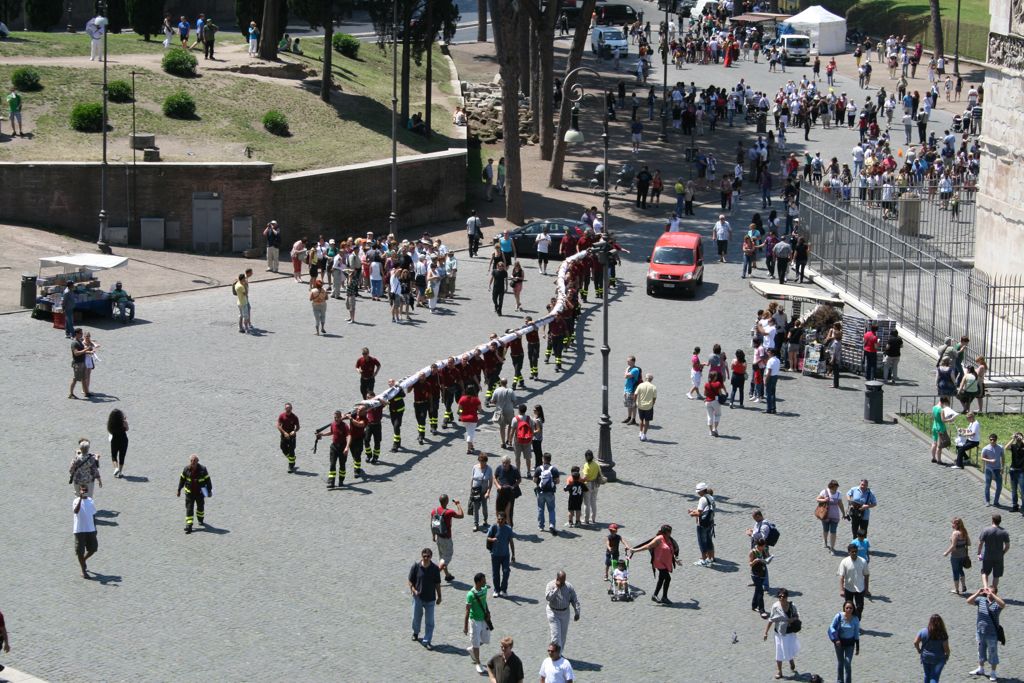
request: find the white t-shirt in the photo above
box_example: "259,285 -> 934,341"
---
535,233 -> 551,254
539,656 -> 574,683
838,555 -> 870,592
761,322 -> 777,349
713,221 -> 731,241
73,496 -> 97,533
369,261 -> 383,281
766,356 -> 781,376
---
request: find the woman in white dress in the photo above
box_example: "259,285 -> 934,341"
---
763,587 -> 800,679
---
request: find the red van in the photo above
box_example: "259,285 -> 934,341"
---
646,231 -> 704,296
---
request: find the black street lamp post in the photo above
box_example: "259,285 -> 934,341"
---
97,3 -> 111,255
953,0 -> 962,76
562,66 -> 616,481
389,0 -> 399,235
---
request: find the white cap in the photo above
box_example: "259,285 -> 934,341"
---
696,482 -> 708,492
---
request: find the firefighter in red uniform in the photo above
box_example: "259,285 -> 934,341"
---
576,230 -> 593,299
424,364 -> 441,435
412,367 -> 434,445
386,379 -> 405,452
439,356 -> 462,428
548,310 -> 566,372
315,410 -> 350,489
355,347 -> 381,398
482,339 -> 504,404
524,316 -> 542,381
507,330 -> 526,389
346,407 -> 367,477
276,402 -> 300,473
363,391 -> 383,463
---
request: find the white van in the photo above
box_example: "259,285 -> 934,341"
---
591,26 -> 629,58
780,34 -> 812,64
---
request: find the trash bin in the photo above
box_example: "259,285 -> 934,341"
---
864,380 -> 884,423
20,274 -> 37,309
756,112 -> 767,134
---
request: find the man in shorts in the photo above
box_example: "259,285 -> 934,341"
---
6,87 -> 23,136
73,483 -> 98,578
491,378 -> 516,449
633,373 -> 657,441
464,572 -> 491,675
978,514 -> 1010,589
430,494 -> 463,582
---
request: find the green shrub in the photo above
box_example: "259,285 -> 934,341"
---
332,33 -> 360,59
107,79 -> 133,103
69,102 -> 104,132
162,47 -> 197,77
262,109 -> 290,136
11,67 -> 41,92
162,90 -> 196,119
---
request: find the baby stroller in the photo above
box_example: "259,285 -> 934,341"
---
590,163 -> 606,192
608,557 -> 635,602
951,114 -> 965,134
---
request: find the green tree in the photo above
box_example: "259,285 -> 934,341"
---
106,0 -> 129,33
548,0 -> 597,189
127,0 -> 163,40
235,0 -> 289,41
291,0 -> 355,101
490,0 -> 523,224
24,0 -> 62,30
929,0 -> 945,63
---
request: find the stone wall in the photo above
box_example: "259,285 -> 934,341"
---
975,0 -> 1024,276
0,150 -> 466,251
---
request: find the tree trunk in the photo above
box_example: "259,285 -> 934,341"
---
258,0 -> 279,60
425,0 -> 434,135
929,0 -> 945,63
548,0 -> 598,189
519,12 -> 531,99
321,21 -> 333,103
477,0 -> 487,42
490,0 -> 523,225
536,16 -> 557,159
530,19 -> 540,137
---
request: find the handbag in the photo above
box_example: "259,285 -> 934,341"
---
787,604 -> 802,633
717,393 -> 727,405
962,555 -> 972,569
938,431 -> 951,449
814,500 -> 829,521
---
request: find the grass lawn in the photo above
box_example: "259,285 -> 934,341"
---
0,44 -> 456,173
904,412 -> 1024,468
847,0 -> 990,59
888,0 -> 990,29
0,31 -> 167,58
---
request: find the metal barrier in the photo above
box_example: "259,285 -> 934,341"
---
800,185 -> 1024,383
357,248 -> 592,411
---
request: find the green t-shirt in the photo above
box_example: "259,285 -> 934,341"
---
7,92 -> 21,113
466,586 -> 488,622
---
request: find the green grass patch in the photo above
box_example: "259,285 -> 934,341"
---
904,412 -> 1024,468
0,43 -> 458,173
0,31 -> 167,58
846,0 -> 990,61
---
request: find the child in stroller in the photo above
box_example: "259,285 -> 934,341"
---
611,557 -> 633,601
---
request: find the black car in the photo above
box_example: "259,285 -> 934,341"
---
494,218 -> 586,260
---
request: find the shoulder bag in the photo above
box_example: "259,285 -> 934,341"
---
815,496 -> 829,521
472,590 -> 494,631
787,603 -> 802,633
984,601 -> 1006,645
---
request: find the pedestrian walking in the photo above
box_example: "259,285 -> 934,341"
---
687,347 -> 704,400
846,479 -> 877,538
633,373 -> 656,441
838,544 -> 871,618
493,455 -> 521,526
408,547 -> 443,649
544,571 -> 580,652
470,453 -> 493,530
533,452 -> 560,533
457,383 -> 482,454
464,572 -> 492,675
967,586 -> 1005,681
915,614 -> 950,683
689,482 -> 716,566
539,642 -> 575,683
6,86 -> 23,136
750,538 -> 771,617
630,523 -> 681,604
247,21 -> 259,55
704,369 -> 726,436
177,15 -> 190,48
713,215 -> 732,262
262,221 -> 281,272
981,434 -> 1005,507
977,514 -> 1010,590
490,262 -> 508,316
290,238 -> 306,283
622,356 -> 642,424
816,479 -> 846,553
487,512 -> 516,597
943,517 -> 971,594
86,15 -> 104,60
1007,432 -> 1024,512
430,494 -> 463,582
483,158 -> 496,201
176,454 -> 212,534
309,279 -> 328,335
764,588 -> 800,679
275,402 -> 300,473
201,17 -> 217,59
510,261 -> 525,312
68,439 -> 101,498
828,602 -> 861,683
563,467 -> 587,528
764,349 -> 781,413
68,328 -> 87,398
466,210 -> 483,257
355,347 -> 381,398
487,636 -> 524,682
107,409 -> 129,478
316,410 -> 349,489
234,273 -> 251,334
72,482 -> 98,578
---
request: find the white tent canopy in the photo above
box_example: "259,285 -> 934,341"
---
783,5 -> 847,55
38,254 -> 128,271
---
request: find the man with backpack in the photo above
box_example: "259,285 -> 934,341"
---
533,452 -> 561,534
688,482 -> 716,567
430,494 -> 464,582
512,404 -> 535,472
746,509 -> 778,589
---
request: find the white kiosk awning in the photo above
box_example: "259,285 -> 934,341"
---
39,254 -> 128,271
749,281 -> 844,305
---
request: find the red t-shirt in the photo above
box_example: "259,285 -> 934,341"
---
458,395 -> 481,422
431,506 -> 458,538
278,412 -> 299,434
863,331 -> 878,353
329,420 -> 348,444
365,405 -> 383,424
356,355 -> 381,378
704,380 -> 724,402
731,360 -> 747,376
348,416 -> 366,440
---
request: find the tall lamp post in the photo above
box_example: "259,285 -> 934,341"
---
389,0 -> 399,235
562,66 -> 616,481
658,0 -> 675,142
96,4 -> 111,255
952,0 -> 962,76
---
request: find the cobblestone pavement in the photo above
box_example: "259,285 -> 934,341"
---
2,201 -> 1019,682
